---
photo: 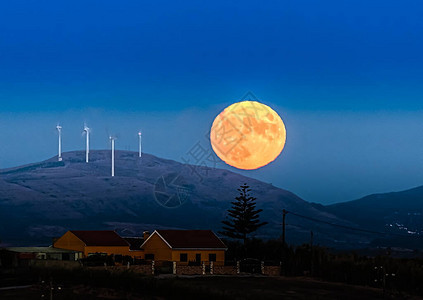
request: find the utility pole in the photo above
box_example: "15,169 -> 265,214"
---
282,209 -> 287,246
310,230 -> 314,277
281,209 -> 288,276
49,277 -> 53,300
382,266 -> 386,298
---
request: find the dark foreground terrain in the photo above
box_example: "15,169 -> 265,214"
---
1,268 -> 420,300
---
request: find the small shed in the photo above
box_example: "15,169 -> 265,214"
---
1,247 -> 82,267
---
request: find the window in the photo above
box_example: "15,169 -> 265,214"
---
145,254 -> 155,260
209,254 -> 216,262
180,253 -> 188,262
195,253 -> 201,262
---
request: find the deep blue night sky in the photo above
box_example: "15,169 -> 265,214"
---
1,0 -> 423,204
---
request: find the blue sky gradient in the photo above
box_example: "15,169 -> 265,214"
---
0,0 -> 423,204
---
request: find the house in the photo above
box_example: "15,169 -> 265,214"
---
51,229 -> 227,263
53,230 -> 143,258
140,230 -> 227,265
0,247 -> 82,267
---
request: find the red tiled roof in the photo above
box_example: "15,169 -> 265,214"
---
156,230 -> 227,249
70,230 -> 129,246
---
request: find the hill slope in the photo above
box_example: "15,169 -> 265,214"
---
325,186 -> 423,248
0,151 -> 357,246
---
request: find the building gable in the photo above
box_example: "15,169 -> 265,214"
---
141,231 -> 172,250
53,231 -> 86,252
141,231 -> 172,261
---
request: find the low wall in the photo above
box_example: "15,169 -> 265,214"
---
130,265 -> 153,274
28,259 -> 81,269
213,265 -> 238,275
87,262 -> 280,276
175,265 -> 203,275
263,266 -> 280,276
88,265 -> 153,275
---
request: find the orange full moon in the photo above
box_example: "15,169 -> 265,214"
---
210,101 -> 286,170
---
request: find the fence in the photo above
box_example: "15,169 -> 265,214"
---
28,259 -> 81,269
87,260 -> 281,276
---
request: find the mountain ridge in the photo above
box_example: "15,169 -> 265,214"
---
2,150 -> 419,250
326,185 -> 423,239
0,150 -> 353,246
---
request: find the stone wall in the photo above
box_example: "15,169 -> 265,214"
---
87,262 -> 280,276
263,266 -> 280,276
28,259 -> 81,269
213,265 -> 238,275
88,265 -> 153,275
175,265 -> 203,275
131,265 -> 154,274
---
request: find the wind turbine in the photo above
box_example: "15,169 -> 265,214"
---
110,136 -> 117,177
56,125 -> 62,161
83,124 -> 90,163
138,130 -> 142,158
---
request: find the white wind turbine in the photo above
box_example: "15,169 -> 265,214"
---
138,130 -> 142,158
110,136 -> 117,177
56,125 -> 63,162
83,124 -> 90,163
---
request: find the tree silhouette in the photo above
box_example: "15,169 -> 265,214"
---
220,184 -> 267,249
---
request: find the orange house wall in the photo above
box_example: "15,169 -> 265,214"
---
53,231 -> 143,258
142,234 -> 172,261
142,233 -> 225,264
84,246 -> 131,257
171,250 -> 225,265
53,231 -> 85,253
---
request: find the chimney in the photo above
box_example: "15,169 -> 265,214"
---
143,231 -> 150,240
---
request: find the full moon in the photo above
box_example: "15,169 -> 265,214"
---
210,101 -> 286,170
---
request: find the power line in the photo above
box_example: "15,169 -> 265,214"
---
284,209 -> 421,239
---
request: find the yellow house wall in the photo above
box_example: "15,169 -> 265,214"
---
141,234 -> 172,261
129,250 -> 144,259
53,231 -> 143,258
53,231 -> 85,253
171,250 -> 225,265
84,246 -> 132,257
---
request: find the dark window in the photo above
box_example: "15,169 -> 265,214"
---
145,254 -> 155,260
180,253 -> 188,262
195,253 -> 201,262
62,253 -> 70,261
209,254 -> 216,262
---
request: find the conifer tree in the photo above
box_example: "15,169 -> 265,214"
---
220,184 -> 267,247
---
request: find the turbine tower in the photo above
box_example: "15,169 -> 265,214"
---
138,131 -> 142,158
56,125 -> 62,162
83,125 -> 90,163
110,136 -> 116,177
